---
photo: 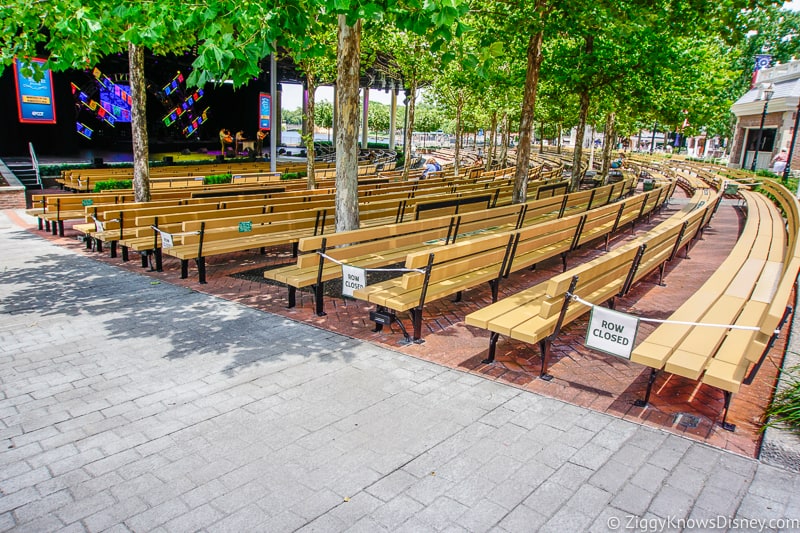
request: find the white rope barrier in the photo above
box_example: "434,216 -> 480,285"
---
318,252 -> 426,274
568,293 -> 765,332
150,226 -> 201,238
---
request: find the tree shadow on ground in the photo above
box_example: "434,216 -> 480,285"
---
0,231 -> 362,377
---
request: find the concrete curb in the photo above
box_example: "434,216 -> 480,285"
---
759,276 -> 800,472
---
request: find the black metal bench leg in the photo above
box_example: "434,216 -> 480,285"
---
287,287 -> 296,308
44,220 -> 50,232
292,242 -> 299,258
110,241 -> 116,259
634,368 -> 658,407
96,239 -> 103,254
196,257 -> 207,284
539,339 -> 554,381
38,218 -> 43,231
180,259 -> 189,279
142,252 -> 149,268
720,391 -> 736,432
314,283 -> 326,316
85,236 -> 93,250
454,291 -> 463,303
51,222 -> 57,235
657,263 -> 666,286
410,308 -> 424,343
121,246 -> 129,262
482,332 -> 500,364
58,220 -> 65,237
560,252 -> 568,272
155,248 -> 163,272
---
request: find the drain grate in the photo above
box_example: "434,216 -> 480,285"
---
673,413 -> 701,428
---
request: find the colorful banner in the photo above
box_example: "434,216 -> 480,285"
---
14,58 -> 56,124
259,92 -> 271,130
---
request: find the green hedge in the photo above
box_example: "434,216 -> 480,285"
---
281,171 -> 307,180
203,173 -> 232,185
93,180 -> 132,192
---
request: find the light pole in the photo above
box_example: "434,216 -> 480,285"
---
783,101 -> 800,184
750,83 -> 774,172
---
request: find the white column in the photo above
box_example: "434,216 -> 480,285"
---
332,85 -> 337,149
361,87 -> 369,149
389,88 -> 397,150
269,49 -> 277,172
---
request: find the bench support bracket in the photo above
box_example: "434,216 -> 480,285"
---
313,238 -> 328,316
721,391 -> 736,432
634,368 -> 659,407
482,332 -> 501,364
195,257 -> 207,284
370,306 -> 413,345
538,275 -> 580,379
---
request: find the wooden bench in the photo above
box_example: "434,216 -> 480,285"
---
352,182 -> 669,343
631,181 -> 800,430
79,177 -> 481,257
269,179 -> 640,317
151,184 -> 517,283
464,188 -> 715,379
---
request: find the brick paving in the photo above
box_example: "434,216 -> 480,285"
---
2,198 -> 800,532
17,187 -> 784,459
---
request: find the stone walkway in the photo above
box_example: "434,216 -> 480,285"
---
2,207 -> 800,532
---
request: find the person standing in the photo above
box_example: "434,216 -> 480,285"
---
255,129 -> 267,157
235,130 -> 245,156
772,149 -> 789,175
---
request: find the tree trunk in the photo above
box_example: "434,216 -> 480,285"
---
569,35 -> 594,191
128,42 -> 150,203
570,89 -> 590,191
488,111 -> 497,168
513,30 -> 544,204
335,15 -> 361,231
402,76 -> 418,181
305,72 -> 317,190
600,112 -> 616,182
500,113 -> 509,168
557,123 -> 562,154
539,122 -> 545,154
454,95 -> 463,176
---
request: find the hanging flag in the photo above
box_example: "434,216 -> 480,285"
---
752,54 -> 772,88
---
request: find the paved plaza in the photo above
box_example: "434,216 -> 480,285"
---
2,208 -> 800,532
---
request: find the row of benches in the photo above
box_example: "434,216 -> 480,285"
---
77,173 -> 558,283
267,178 -> 640,317
465,186 -> 717,377
631,180 -> 800,430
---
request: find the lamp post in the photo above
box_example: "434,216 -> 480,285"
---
750,83 -> 774,172
783,101 -> 800,184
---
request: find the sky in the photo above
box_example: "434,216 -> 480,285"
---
281,83 -> 404,111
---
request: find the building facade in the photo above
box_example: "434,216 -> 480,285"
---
730,60 -> 800,172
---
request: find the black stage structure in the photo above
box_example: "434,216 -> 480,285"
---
0,49 -> 404,160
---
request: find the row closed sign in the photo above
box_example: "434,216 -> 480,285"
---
585,305 -> 639,359
341,265 -> 365,297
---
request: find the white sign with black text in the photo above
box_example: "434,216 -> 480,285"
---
341,265 -> 366,297
585,305 -> 639,359
160,231 -> 174,249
